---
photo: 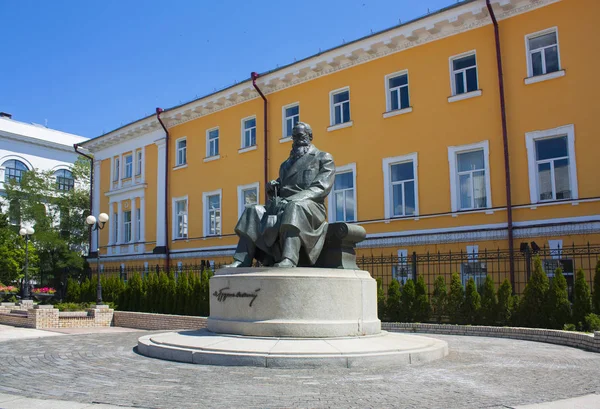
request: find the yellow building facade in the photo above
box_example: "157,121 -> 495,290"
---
81,0 -> 600,293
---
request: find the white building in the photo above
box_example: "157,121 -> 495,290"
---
0,112 -> 88,202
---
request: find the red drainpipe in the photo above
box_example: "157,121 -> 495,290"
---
251,72 -> 269,202
74,143 -> 94,256
486,0 -> 515,289
156,108 -> 170,272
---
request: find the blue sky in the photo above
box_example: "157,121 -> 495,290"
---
1,0 -> 456,138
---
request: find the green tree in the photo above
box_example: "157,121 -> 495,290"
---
545,268 -> 571,329
376,278 -> 386,321
431,276 -> 447,323
186,273 -> 200,316
157,272 -> 170,313
386,279 -> 402,322
400,279 -> 416,322
176,272 -> 191,315
593,259 -> 600,314
572,268 -> 592,329
447,273 -> 465,324
497,278 -> 513,326
480,275 -> 497,325
463,278 -> 481,324
519,256 -> 549,328
414,276 -> 431,323
199,268 -> 214,316
65,278 -> 81,303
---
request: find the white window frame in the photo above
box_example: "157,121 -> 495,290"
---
173,196 -> 188,239
206,127 -> 220,159
382,153 -> 419,219
525,124 -> 578,204
240,116 -> 257,149
449,50 -> 479,97
123,210 -> 132,243
203,189 -> 222,237
525,27 -> 562,80
123,154 -> 133,179
448,141 -> 492,212
237,182 -> 260,218
113,157 -> 120,182
175,137 -> 187,167
384,70 -> 411,114
113,212 -> 119,243
329,86 -> 352,127
327,163 -> 357,223
282,102 -> 300,139
136,207 -> 141,241
135,150 -> 142,176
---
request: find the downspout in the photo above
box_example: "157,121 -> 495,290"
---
251,72 -> 269,202
156,108 -> 170,272
486,0 -> 515,289
74,143 -> 94,257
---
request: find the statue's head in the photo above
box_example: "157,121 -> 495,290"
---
292,122 -> 312,146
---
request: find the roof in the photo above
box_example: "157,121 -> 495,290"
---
0,116 -> 88,149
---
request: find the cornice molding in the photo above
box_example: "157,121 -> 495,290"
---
0,130 -> 80,153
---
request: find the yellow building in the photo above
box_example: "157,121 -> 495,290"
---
80,0 -> 600,294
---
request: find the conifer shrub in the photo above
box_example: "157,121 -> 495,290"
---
447,272 -> 465,324
126,273 -> 144,312
400,279 -> 416,322
376,278 -> 386,321
386,279 -> 402,322
545,268 -> 571,330
463,277 -> 481,325
573,268 -> 592,329
167,271 -> 177,314
431,276 -> 447,323
519,256 -> 549,328
175,272 -> 191,315
157,271 -> 170,313
479,275 -> 497,326
199,269 -> 213,317
510,294 -> 521,326
593,259 -> 600,314
65,278 -> 81,303
584,313 -> 600,332
414,276 -> 431,323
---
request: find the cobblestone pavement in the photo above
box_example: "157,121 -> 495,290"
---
0,331 -> 598,409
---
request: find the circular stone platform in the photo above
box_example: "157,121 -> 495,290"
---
137,329 -> 448,368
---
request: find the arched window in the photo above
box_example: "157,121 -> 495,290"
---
55,169 -> 74,191
3,160 -> 28,183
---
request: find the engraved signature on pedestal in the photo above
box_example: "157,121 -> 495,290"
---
212,287 -> 261,307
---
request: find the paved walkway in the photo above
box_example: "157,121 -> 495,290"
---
0,326 -> 598,408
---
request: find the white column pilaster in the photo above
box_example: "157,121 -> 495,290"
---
109,157 -> 114,191
155,138 -> 167,248
140,196 -> 146,243
116,201 -> 122,245
130,196 -> 136,254
118,153 -> 124,189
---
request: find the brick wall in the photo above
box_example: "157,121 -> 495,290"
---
383,323 -> 600,353
113,311 -> 207,330
0,305 -> 114,329
0,311 -> 33,328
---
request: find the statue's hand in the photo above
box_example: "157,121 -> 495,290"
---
266,180 -> 280,195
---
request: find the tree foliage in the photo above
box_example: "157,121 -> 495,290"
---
593,259 -> 600,315
519,256 -> 549,328
573,268 -> 592,329
463,278 -> 481,325
431,276 -> 447,323
480,275 -> 497,325
545,268 -> 571,329
386,279 -> 402,322
447,272 -> 465,324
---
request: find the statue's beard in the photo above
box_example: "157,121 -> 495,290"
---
291,140 -> 310,159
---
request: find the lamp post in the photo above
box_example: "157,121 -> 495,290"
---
19,227 -> 35,300
86,213 -> 109,305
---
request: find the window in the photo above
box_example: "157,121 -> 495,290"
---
123,210 -> 132,243
136,208 -> 141,241
526,125 -> 577,204
55,169 -> 74,191
527,28 -> 560,77
461,261 -> 487,290
450,52 -> 478,95
113,212 -> 119,242
203,190 -> 222,236
124,155 -> 133,178
392,249 -> 411,284
237,183 -> 259,218
331,169 -> 356,222
207,128 -> 219,158
283,103 -> 300,138
113,158 -> 120,181
3,159 -> 28,183
385,71 -> 410,112
330,88 -> 350,126
136,150 -> 142,175
174,198 -> 188,239
176,138 -> 187,166
448,141 -> 491,212
383,154 -> 418,219
241,117 -> 256,148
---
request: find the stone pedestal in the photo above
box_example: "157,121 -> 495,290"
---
207,267 -> 380,338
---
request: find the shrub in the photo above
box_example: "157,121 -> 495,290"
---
510,294 -> 521,326
463,278 -> 481,325
447,273 -> 465,324
431,276 -> 447,323
125,273 -> 144,312
376,278 -> 386,321
79,278 -> 95,303
497,279 -> 513,326
55,302 -> 85,312
545,268 -> 571,330
584,313 -> 600,332
563,323 -> 576,331
414,276 -> 430,323
400,279 -> 416,322
479,275 -> 497,325
593,259 -> 600,314
386,279 -> 401,322
198,269 -> 213,317
572,269 -> 592,329
519,256 -> 549,328
65,278 -> 81,303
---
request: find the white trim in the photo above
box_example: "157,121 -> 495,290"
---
448,140 -> 492,212
175,136 -> 187,167
449,49 -> 479,96
237,182 -> 260,218
123,153 -> 133,179
281,102 -> 300,139
203,155 -> 221,163
448,89 -> 482,103
382,153 -> 419,219
525,26 -> 562,79
105,183 -> 147,198
383,107 -> 413,119
173,164 -> 188,171
524,69 -> 565,85
327,121 -> 354,132
155,138 -> 167,247
0,154 -> 33,170
384,69 -> 410,113
525,124 -> 577,204
329,86 -> 351,127
240,115 -> 257,149
172,195 -> 189,240
327,163 -> 357,223
139,196 -> 145,242
279,136 -> 293,143
202,189 -> 223,237
206,126 -> 219,158
238,146 -> 257,154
